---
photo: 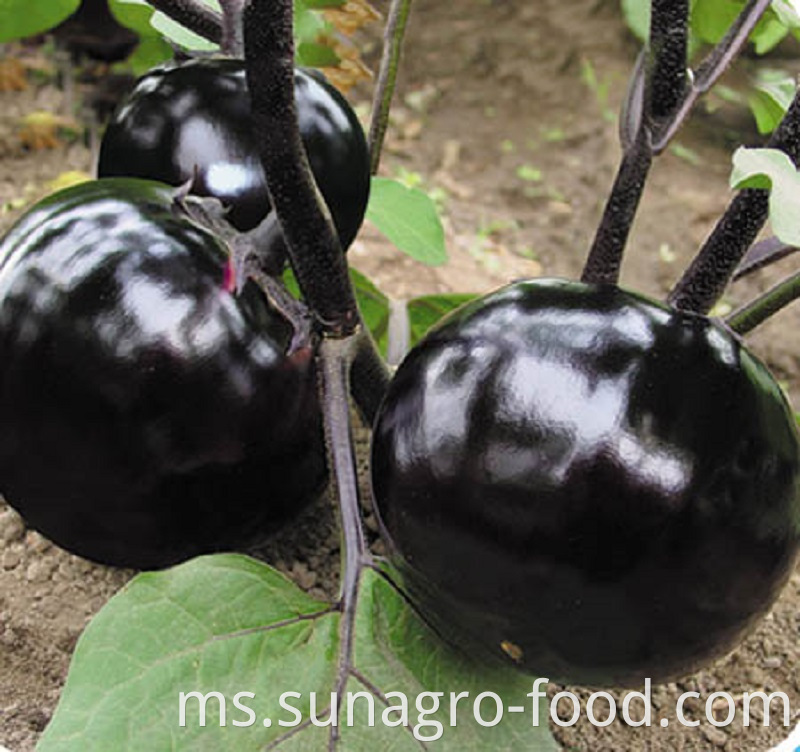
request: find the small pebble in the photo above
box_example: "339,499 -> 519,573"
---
746,667 -> 766,686
25,531 -> 52,554
0,508 -> 25,544
370,539 -> 387,557
702,726 -> 728,747
25,558 -> 54,583
291,562 -> 317,591
364,514 -> 379,533
1,548 -> 21,571
763,656 -> 782,669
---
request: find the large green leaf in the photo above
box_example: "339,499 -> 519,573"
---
620,0 -> 650,41
110,0 -> 174,73
691,0 -> 741,43
731,146 -> 800,246
366,177 -> 448,267
407,293 -> 478,347
114,0 -> 340,67
0,0 -> 79,43
39,555 -> 558,751
747,69 -> 796,134
350,268 -> 391,358
772,0 -> 800,28
621,0 -> 792,55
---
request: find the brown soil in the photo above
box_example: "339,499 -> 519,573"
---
2,1 -> 800,750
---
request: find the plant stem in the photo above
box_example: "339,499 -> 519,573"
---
581,0 -> 688,285
653,0 -> 772,152
734,237 -> 799,280
668,91 -> 800,313
147,0 -> 222,44
619,48 -> 646,153
583,0 -> 773,284
581,126 -> 654,284
727,270 -> 800,334
243,0 -> 358,336
317,337 -> 370,750
351,328 -> 391,424
368,0 -> 414,175
243,0 -> 390,413
649,0 -> 689,121
219,0 -> 245,57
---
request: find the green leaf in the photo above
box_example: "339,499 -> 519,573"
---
110,0 -> 173,74
751,15 -> 790,53
731,147 -> 800,246
771,0 -> 800,29
620,0 -> 650,41
692,0 -> 741,43
294,0 -> 337,54
151,9 -> 219,51
366,177 -> 448,267
39,555 -> 558,751
302,0 -> 346,8
0,0 -> 79,43
351,268 -> 391,358
296,41 -> 340,68
747,69 -> 796,134
407,293 -> 477,347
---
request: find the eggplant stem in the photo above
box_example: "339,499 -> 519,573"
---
668,90 -> 800,313
581,0 -> 688,285
581,126 -> 654,284
242,0 -> 389,419
583,0 -> 775,284
648,0 -> 689,121
733,237 -> 799,281
727,270 -> 800,334
243,0 -> 357,336
653,0 -> 772,152
368,0 -> 414,175
318,337 -> 372,750
219,0 -> 245,57
350,329 -> 391,424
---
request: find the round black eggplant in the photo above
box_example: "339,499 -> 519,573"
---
0,178 -> 327,569
371,278 -> 800,687
98,59 -> 371,247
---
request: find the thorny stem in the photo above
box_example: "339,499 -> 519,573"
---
581,126 -> 654,284
240,9 -> 390,746
581,0 -> 688,285
147,0 -> 222,44
648,0 -> 689,121
621,0 -> 771,154
653,0 -> 772,151
242,0 -> 390,416
219,0 -> 245,57
669,91 -> 800,313
243,0 -> 358,336
583,0 -> 771,284
727,270 -> 800,334
368,0 -> 414,175
318,337 -> 371,750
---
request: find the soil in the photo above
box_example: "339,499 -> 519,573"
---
1,0 -> 800,750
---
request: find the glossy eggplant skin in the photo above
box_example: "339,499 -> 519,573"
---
371,278 -> 800,687
98,59 -> 371,246
0,178 -> 327,569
